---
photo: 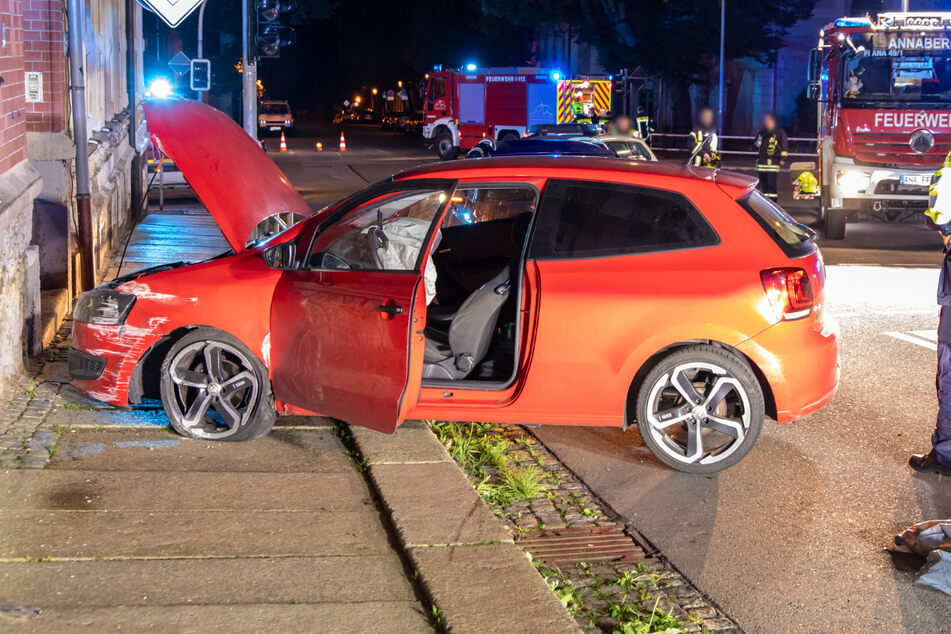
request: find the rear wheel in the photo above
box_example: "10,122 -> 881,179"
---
159,328 -> 274,441
635,345 -> 764,474
435,129 -> 458,160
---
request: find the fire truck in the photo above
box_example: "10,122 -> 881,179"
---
421,66 -> 613,160
808,12 -> 951,238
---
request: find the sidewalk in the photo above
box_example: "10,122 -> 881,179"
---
0,202 -> 580,632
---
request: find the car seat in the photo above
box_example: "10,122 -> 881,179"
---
422,268 -> 511,380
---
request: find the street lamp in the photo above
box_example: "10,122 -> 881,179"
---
372,88 -> 378,95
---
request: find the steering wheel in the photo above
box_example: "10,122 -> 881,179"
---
366,227 -> 388,269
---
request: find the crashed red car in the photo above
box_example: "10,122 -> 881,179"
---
69,99 -> 838,473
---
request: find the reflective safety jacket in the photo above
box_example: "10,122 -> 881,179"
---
688,128 -> 720,168
926,151 -> 951,230
925,151 -> 951,306
753,127 -> 788,171
635,115 -> 654,143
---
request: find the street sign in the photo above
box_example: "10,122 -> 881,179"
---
168,51 -> 191,78
136,0 -> 204,28
190,59 -> 211,91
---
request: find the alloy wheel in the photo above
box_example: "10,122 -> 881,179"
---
644,362 -> 751,466
166,340 -> 260,439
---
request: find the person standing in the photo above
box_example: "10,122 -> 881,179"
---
614,114 -> 634,136
753,113 -> 788,200
688,107 -> 720,168
635,105 -> 655,145
911,153 -> 951,476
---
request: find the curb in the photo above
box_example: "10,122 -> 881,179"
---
350,420 -> 580,633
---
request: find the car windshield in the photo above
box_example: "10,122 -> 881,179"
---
604,140 -> 652,160
841,47 -> 951,105
260,102 -> 290,114
737,190 -> 816,258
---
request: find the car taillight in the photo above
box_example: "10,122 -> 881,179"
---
761,268 -> 813,321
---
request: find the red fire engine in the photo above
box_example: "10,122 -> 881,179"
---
421,66 -> 613,160
808,12 -> 951,238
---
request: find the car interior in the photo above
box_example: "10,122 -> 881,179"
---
422,186 -> 537,384
304,185 -> 537,386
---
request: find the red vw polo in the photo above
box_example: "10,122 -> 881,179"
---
69,100 -> 838,473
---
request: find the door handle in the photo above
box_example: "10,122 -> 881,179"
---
375,304 -> 403,315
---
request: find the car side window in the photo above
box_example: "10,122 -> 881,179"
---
443,187 -> 537,227
529,180 -> 718,259
307,189 -> 447,270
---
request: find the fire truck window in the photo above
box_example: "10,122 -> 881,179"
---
429,78 -> 446,109
530,180 -> 718,259
443,187 -> 537,228
843,50 -> 951,103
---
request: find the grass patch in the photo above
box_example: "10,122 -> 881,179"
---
430,421 -> 547,507
62,403 -> 97,410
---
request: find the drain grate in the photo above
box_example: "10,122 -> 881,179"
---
517,525 -> 647,568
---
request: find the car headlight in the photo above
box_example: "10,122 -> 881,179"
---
284,119 -> 292,125
74,289 -> 136,325
835,170 -> 871,194
259,120 -> 266,127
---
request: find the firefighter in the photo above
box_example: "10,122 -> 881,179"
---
911,151 -> 951,476
635,105 -> 654,144
688,107 -> 720,168
753,113 -> 788,200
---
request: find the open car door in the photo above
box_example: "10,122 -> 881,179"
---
269,179 -> 456,433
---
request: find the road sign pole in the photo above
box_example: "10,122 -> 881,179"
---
717,0 -> 725,136
196,0 -> 208,101
241,0 -> 256,139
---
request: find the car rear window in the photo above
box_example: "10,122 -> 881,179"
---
737,190 -> 816,258
530,180 -> 719,259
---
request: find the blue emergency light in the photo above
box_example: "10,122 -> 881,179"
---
465,62 -> 478,72
833,17 -> 872,28
147,77 -> 174,99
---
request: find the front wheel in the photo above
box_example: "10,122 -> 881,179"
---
822,194 -> 846,239
159,328 -> 275,441
434,129 -> 458,160
635,345 -> 764,474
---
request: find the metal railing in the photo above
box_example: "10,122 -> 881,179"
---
649,133 -> 818,160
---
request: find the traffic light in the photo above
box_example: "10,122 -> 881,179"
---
190,58 -> 211,91
256,0 -> 296,59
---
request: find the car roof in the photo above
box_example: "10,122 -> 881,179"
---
396,156 -> 756,191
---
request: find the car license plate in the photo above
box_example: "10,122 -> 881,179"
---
901,173 -> 931,186
269,126 -> 281,131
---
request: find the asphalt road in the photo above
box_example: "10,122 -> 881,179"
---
271,123 -> 951,632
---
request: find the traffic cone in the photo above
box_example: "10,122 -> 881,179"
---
279,132 -> 288,152
315,141 -> 323,152
339,132 -> 347,152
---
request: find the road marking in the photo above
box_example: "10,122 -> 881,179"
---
885,331 -> 937,350
910,330 -> 938,342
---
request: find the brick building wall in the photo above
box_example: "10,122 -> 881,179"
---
0,0 -> 43,394
0,0 -> 27,172
23,0 -> 65,133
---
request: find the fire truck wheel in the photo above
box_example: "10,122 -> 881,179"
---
435,129 -> 458,160
824,207 -> 846,240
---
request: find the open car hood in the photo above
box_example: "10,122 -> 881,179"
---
143,99 -> 311,252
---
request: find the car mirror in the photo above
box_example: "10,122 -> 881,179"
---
262,242 -> 298,270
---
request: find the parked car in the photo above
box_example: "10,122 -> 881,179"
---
258,100 -> 294,134
69,99 -> 838,473
596,134 -> 657,161
468,136 -> 656,161
468,137 -> 617,159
